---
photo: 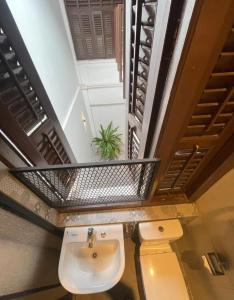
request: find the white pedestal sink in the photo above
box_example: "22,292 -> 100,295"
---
58,224 -> 125,294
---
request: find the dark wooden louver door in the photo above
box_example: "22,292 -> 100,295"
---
92,11 -> 105,58
102,9 -> 115,58
0,1 -> 76,168
155,1 -> 234,203
128,0 -> 153,160
64,0 -> 119,60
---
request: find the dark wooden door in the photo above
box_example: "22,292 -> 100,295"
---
0,1 -> 76,168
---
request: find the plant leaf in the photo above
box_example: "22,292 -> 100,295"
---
92,122 -> 122,159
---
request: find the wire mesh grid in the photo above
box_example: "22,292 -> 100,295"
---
11,159 -> 159,208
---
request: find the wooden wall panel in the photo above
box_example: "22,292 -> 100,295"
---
154,0 -> 234,202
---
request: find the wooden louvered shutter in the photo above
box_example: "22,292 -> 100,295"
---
154,0 -> 234,203
92,11 -> 105,58
102,8 -> 115,58
64,0 -> 117,60
80,11 -> 95,59
0,1 -> 76,168
66,6 -> 85,59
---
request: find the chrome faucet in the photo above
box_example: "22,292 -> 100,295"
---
87,227 -> 95,248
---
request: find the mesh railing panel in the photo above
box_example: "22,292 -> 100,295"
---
11,159 -> 159,208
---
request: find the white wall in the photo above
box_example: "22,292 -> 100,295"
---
77,60 -> 127,159
7,0 -> 79,126
86,87 -> 126,156
7,1 -> 127,161
63,88 -> 96,162
77,59 -> 120,86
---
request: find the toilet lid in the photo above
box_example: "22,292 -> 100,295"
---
140,252 -> 189,300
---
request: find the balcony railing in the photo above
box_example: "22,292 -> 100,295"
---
11,159 -> 159,209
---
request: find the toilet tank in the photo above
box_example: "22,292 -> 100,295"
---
139,219 -> 183,244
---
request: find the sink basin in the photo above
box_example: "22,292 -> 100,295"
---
58,224 -> 125,294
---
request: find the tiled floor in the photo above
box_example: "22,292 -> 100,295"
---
73,238 -> 140,300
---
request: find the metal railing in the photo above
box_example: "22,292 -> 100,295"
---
11,159 -> 159,208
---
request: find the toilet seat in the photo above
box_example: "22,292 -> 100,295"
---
140,252 -> 189,300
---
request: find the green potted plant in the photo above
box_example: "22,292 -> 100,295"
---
92,122 -> 122,160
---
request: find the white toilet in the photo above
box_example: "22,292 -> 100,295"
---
138,219 -> 189,300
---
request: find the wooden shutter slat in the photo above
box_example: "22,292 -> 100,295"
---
0,1 -> 76,167
64,1 -> 118,59
155,2 -> 234,202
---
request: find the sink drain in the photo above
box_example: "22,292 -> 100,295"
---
92,252 -> 98,259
